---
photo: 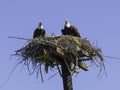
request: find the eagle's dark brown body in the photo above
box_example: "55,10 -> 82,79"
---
33,28 -> 45,38
33,22 -> 45,38
61,26 -> 81,37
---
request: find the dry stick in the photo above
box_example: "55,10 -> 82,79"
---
27,61 -> 35,76
104,55 -> 120,60
78,58 -> 91,61
102,62 -> 108,77
26,60 -> 33,75
97,62 -> 107,80
36,68 -> 40,79
39,63 -> 44,82
0,60 -> 23,88
47,65 -> 62,81
56,65 -> 62,77
7,36 -> 32,41
47,72 -> 59,81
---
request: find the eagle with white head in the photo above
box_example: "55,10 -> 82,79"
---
33,22 -> 46,38
61,19 -> 81,37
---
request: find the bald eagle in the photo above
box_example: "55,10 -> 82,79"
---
61,19 -> 81,37
33,22 -> 45,38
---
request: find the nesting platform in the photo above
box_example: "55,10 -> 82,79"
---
15,35 -> 104,74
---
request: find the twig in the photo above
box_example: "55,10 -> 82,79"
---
47,72 -> 58,81
39,63 -> 44,82
57,65 -> 62,77
7,36 -> 32,41
104,55 -> 120,60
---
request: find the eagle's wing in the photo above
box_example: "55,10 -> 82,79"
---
71,26 -> 81,37
42,29 -> 46,36
33,29 -> 39,38
61,29 -> 66,35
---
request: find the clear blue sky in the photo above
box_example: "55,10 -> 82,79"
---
0,0 -> 120,90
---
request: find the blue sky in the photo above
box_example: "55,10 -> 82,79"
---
0,0 -> 120,90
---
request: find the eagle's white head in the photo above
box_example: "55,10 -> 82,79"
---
38,22 -> 44,29
65,18 -> 71,28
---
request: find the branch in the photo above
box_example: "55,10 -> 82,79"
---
7,36 -> 32,41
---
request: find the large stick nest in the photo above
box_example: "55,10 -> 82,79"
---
15,35 -> 105,77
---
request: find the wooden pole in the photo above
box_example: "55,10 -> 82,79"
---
61,60 -> 73,90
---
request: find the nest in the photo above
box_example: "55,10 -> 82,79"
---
15,35 -> 105,79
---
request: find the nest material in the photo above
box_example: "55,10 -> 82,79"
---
15,35 -> 104,75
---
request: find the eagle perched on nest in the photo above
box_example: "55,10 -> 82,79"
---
61,19 -> 81,37
33,22 -> 46,38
